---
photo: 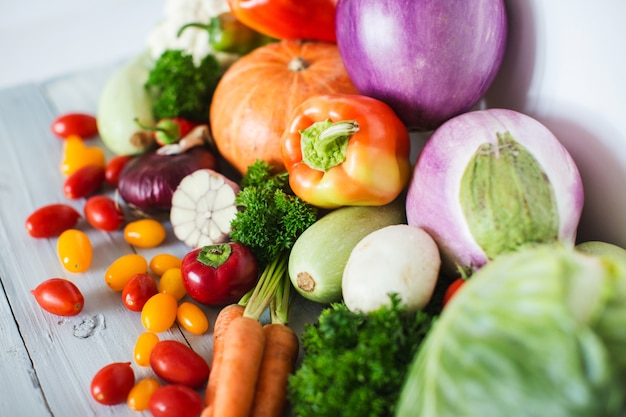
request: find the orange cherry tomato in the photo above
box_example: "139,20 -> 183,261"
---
158,268 -> 187,301
60,136 -> 106,176
104,254 -> 148,291
134,332 -> 160,367
124,219 -> 167,248
141,293 -> 178,333
31,278 -> 84,316
57,229 -> 93,273
127,377 -> 161,411
149,254 -> 182,277
176,302 -> 209,335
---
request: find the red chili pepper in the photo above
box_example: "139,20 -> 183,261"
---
227,0 -> 338,43
135,117 -> 198,146
281,93 -> 412,208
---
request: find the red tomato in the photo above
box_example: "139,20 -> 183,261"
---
90,362 -> 135,405
51,112 -> 98,139
122,273 -> 158,312
63,165 -> 105,199
442,278 -> 466,307
26,204 -> 81,238
104,155 -> 133,187
31,278 -> 84,316
148,384 -> 203,417
84,195 -> 124,231
149,340 -> 210,388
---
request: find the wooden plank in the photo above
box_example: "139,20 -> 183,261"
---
0,61 -> 324,416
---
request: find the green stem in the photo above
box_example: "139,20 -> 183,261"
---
270,272 -> 292,325
243,253 -> 289,320
300,119 -> 359,172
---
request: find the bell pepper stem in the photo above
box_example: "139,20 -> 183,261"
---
300,119 -> 360,172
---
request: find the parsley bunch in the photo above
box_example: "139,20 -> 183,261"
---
288,295 -> 434,417
230,160 -> 318,321
145,49 -> 221,123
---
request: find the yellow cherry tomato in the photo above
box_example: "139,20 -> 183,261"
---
133,331 -> 160,367
127,377 -> 160,411
141,292 -> 178,333
60,135 -> 106,176
177,302 -> 210,335
104,253 -> 148,291
158,268 -> 187,301
57,229 -> 92,273
149,253 -> 182,277
124,219 -> 167,248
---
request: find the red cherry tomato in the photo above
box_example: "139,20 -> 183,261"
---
122,273 -> 159,312
63,165 -> 105,199
84,195 -> 124,231
31,278 -> 84,316
148,384 -> 203,417
442,277 -> 466,307
90,362 -> 135,405
104,155 -> 133,187
26,203 -> 81,238
149,340 -> 210,388
51,112 -> 98,139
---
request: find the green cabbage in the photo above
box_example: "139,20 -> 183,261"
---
396,244 -> 626,417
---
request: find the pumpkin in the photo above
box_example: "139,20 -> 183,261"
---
209,40 -> 359,175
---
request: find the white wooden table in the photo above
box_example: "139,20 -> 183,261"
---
0,60 -> 323,416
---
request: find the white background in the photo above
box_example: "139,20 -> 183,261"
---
0,0 -> 165,89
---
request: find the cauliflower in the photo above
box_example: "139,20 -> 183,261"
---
147,0 -> 238,68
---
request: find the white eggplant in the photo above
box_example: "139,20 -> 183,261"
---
342,224 -> 441,314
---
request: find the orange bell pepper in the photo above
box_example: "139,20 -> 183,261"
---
226,0 -> 338,43
281,94 -> 412,209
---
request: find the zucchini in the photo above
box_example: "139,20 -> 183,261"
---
288,199 -> 406,303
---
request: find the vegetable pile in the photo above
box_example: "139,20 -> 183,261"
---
24,0 -> 626,416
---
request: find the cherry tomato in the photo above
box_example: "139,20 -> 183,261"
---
51,112 -> 98,139
176,301 -> 209,335
148,384 -> 203,417
134,332 -> 160,367
122,273 -> 158,312
90,362 -> 135,406
127,377 -> 161,411
84,195 -> 124,231
57,229 -> 93,273
149,340 -> 210,388
26,203 -> 81,238
141,293 -> 178,333
158,268 -> 187,301
104,154 -> 133,187
63,165 -> 105,199
31,278 -> 84,316
104,253 -> 148,291
124,219 -> 167,248
60,136 -> 106,176
149,253 -> 182,277
442,277 -> 466,307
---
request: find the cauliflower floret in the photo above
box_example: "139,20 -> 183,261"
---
147,0 -> 237,67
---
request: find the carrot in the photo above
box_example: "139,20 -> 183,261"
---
250,323 -> 300,417
201,303 -> 245,417
210,316 -> 266,417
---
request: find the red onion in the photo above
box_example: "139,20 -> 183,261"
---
118,146 -> 217,213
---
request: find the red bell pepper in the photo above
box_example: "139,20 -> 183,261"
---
181,242 -> 259,305
281,93 -> 412,209
226,0 -> 338,43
